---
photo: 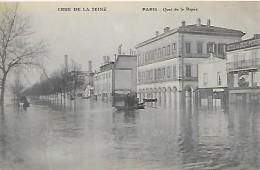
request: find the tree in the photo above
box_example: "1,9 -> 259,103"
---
0,4 -> 46,107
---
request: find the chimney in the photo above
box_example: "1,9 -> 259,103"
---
64,55 -> 68,73
196,18 -> 201,26
207,19 -> 211,27
164,27 -> 170,33
181,20 -> 185,26
88,61 -> 92,72
253,34 -> 260,39
155,31 -> 159,36
103,56 -> 107,64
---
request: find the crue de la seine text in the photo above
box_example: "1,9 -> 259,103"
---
58,7 -> 107,12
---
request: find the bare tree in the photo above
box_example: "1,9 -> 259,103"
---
0,4 -> 46,107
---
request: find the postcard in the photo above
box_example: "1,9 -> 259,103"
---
0,1 -> 259,170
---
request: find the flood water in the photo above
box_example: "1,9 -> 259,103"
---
0,99 -> 259,170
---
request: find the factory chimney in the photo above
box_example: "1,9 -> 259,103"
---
64,55 -> 68,73
88,61 -> 92,72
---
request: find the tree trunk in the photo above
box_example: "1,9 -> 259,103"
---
0,74 -> 7,108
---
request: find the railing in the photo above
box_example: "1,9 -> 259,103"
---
183,53 -> 221,58
227,58 -> 260,70
138,53 -> 225,67
138,54 -> 178,66
137,76 -> 197,85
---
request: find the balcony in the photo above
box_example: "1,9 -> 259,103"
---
138,54 -> 178,67
227,58 -> 260,71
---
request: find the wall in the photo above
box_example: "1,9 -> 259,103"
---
199,59 -> 227,88
114,69 -> 132,92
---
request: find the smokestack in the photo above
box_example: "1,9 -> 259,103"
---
164,27 -> 170,33
181,20 -> 185,26
88,61 -> 92,72
64,55 -> 68,73
103,56 -> 107,64
196,18 -> 201,26
207,19 -> 211,27
155,31 -> 159,37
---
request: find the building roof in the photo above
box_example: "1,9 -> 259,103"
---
200,53 -> 225,65
99,62 -> 115,73
226,34 -> 260,52
136,22 -> 245,49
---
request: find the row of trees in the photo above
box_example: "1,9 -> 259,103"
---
0,4 -> 83,107
0,4 -> 46,108
26,63 -> 83,102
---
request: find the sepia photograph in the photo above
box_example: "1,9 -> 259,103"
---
0,1 -> 259,170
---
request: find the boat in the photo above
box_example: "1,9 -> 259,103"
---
143,98 -> 157,102
81,96 -> 91,99
116,103 -> 145,111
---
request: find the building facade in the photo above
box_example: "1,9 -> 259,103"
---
93,55 -> 137,100
198,54 -> 228,107
93,58 -> 114,100
135,18 -> 244,103
226,34 -> 260,103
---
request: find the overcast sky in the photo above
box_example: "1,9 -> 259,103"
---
2,1 -> 260,85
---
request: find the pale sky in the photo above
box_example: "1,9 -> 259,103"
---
1,1 -> 260,86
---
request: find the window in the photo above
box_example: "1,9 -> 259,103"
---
203,73 -> 208,86
172,65 -> 176,78
157,68 -> 162,80
154,50 -> 157,58
167,45 -> 171,56
163,47 -> 166,57
197,43 -> 203,54
145,52 -> 148,62
138,71 -> 141,82
166,66 -> 172,78
185,65 -> 192,77
217,72 -> 222,86
186,42 -> 191,54
172,43 -> 176,53
150,51 -> 153,60
218,44 -> 225,56
207,43 -> 216,53
252,72 -> 257,87
158,48 -> 161,58
150,70 -> 153,81
162,68 -> 166,78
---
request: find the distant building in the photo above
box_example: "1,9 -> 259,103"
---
93,57 -> 114,99
226,34 -> 260,103
93,55 -> 137,100
40,69 -> 49,83
135,18 -> 244,103
198,54 -> 228,107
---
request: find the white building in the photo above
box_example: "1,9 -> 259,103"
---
198,54 -> 228,107
226,34 -> 260,103
93,56 -> 114,100
135,18 -> 244,103
199,54 -> 228,89
93,55 -> 137,100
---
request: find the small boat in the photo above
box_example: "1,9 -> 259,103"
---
143,98 -> 157,102
19,102 -> 30,108
81,96 -> 91,99
116,103 -> 145,111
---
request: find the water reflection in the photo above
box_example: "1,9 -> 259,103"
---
0,99 -> 259,169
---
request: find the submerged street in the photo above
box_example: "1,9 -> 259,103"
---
0,99 -> 259,170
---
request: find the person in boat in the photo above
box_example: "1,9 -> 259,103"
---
20,95 -> 30,108
124,93 -> 130,107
